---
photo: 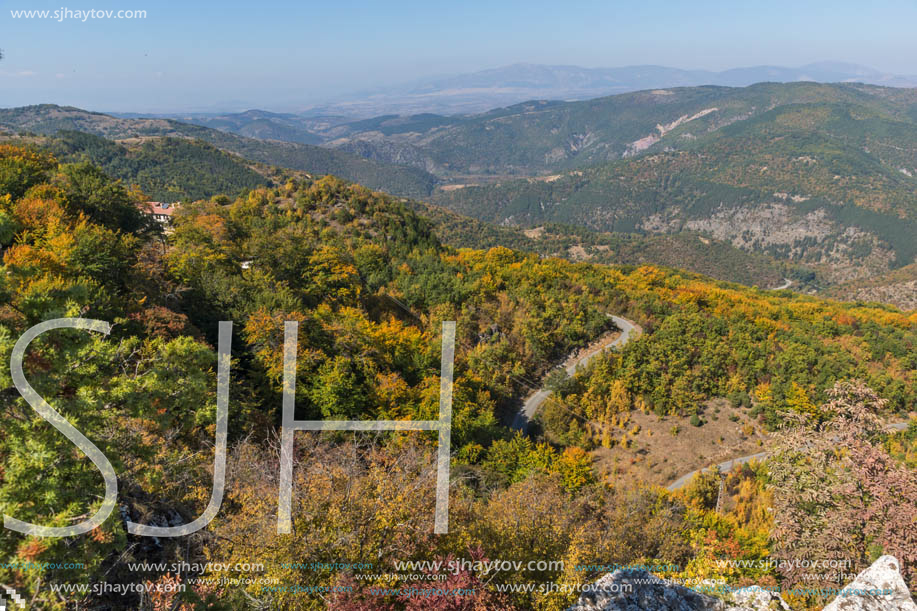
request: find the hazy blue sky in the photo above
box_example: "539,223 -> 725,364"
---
2,0 -> 916,111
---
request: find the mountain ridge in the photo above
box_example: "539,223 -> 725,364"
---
300,61 -> 917,116
0,104 -> 437,197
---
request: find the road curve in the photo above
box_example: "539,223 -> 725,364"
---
665,421 -> 912,491
511,314 -> 641,432
769,278 -> 793,291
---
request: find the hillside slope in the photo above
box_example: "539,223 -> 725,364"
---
39,131 -> 270,201
430,86 -> 917,282
300,61 -> 917,116
0,104 -> 437,197
164,109 -> 325,144
830,263 -> 917,310
327,82 -> 917,177
412,201 -> 793,288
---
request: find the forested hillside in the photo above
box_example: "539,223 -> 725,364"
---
0,146 -> 914,609
169,109 -> 324,144
43,131 -> 270,200
411,201 -> 793,288
328,82 -> 917,176
0,124 -> 804,289
8,85 -> 917,289
432,87 -> 917,283
831,263 -> 917,311
0,105 -> 437,197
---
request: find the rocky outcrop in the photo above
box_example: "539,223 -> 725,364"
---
563,570 -> 789,611
729,586 -> 792,611
567,556 -> 915,611
565,569 -> 726,611
822,556 -> 916,611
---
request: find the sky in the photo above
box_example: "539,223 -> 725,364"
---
1,0 -> 917,112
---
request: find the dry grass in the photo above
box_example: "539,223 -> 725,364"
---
591,399 -> 769,487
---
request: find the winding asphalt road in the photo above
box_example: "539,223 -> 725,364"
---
511,314 -> 641,432
665,421 -> 912,491
769,278 -> 794,290
505,310 -> 912,488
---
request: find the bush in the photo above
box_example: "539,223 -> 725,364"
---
728,391 -> 752,408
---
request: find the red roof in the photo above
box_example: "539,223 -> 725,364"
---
141,202 -> 178,216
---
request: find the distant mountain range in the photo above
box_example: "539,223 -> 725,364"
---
299,61 -> 917,117
326,81 -> 917,177
109,62 -> 917,129
102,62 -> 917,160
153,109 -> 325,145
